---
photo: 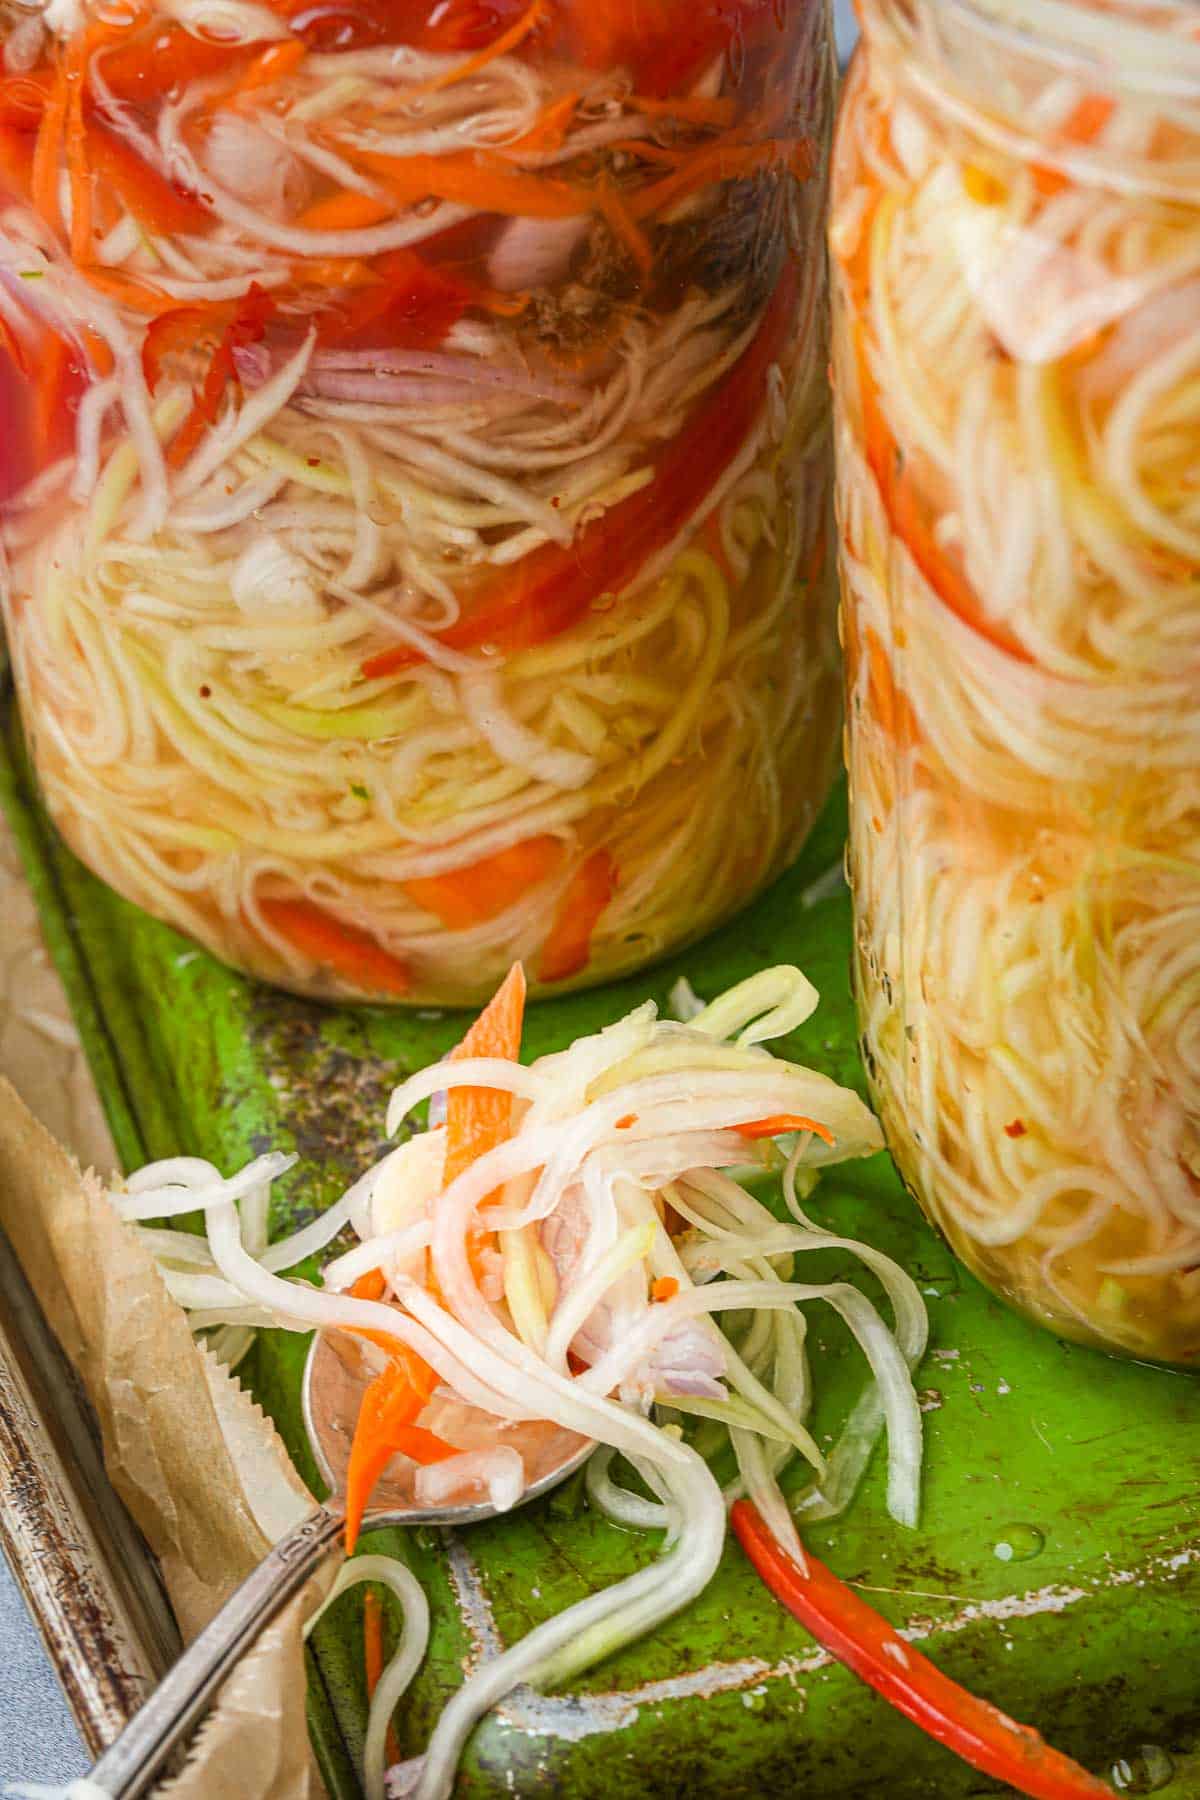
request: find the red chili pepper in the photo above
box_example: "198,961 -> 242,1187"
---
87,121 -> 211,237
314,248 -> 473,350
96,26 -> 257,105
362,260 -> 799,680
143,284 -> 276,467
731,1501 -> 1114,1800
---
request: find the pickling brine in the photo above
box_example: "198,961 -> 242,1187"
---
0,0 -> 839,1004
832,0 -> 1200,1362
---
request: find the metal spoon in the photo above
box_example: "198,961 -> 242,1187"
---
84,1329 -> 591,1799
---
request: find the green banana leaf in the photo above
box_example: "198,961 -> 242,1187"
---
2,692 -> 1198,1799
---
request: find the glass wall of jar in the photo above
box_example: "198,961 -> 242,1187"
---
0,0 -> 839,1005
832,0 -> 1200,1363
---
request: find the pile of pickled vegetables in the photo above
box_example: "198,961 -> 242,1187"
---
118,965 -> 928,1799
832,0 -> 1200,1362
0,0 -> 838,1005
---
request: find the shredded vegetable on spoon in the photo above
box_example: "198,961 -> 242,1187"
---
119,963 -> 926,1798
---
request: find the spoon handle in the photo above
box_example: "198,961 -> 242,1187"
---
87,1504 -> 344,1799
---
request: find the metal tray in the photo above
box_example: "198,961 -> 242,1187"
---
2,685 -> 1199,1800
0,1221 -> 178,1754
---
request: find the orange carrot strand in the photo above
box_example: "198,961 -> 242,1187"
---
363,1589 -> 385,1700
415,0 -> 547,97
31,63 -> 68,236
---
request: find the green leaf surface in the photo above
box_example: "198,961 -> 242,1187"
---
2,694 -> 1197,1799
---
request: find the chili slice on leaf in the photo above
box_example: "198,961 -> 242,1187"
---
731,1502 -> 1114,1800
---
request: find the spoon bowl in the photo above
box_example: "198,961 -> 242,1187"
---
85,1327 -> 592,1797
302,1327 -> 592,1527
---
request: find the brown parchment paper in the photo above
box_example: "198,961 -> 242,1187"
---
0,819 -> 339,1800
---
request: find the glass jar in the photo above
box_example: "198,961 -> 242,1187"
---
832,0 -> 1200,1363
0,0 -> 839,1005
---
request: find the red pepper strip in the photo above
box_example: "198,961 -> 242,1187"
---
736,1115 -> 835,1144
33,328 -> 85,468
96,26 -> 256,105
259,896 -> 411,997
87,121 -> 211,237
156,284 -> 277,468
538,850 -> 618,984
344,1352 -> 451,1553
314,247 -> 472,351
362,260 -> 799,680
730,1502 -> 1114,1800
404,835 -> 564,930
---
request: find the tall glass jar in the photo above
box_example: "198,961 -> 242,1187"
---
0,0 -> 839,1005
832,0 -> 1200,1363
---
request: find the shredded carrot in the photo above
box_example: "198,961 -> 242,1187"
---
404,837 -> 564,931
289,255 -> 380,289
363,1588 -> 385,1698
736,1115 -> 836,1144
615,1114 -> 637,1131
629,136 -> 813,221
1033,91 -> 1115,194
259,897 -> 411,996
651,1277 -> 679,1303
362,1588 -> 402,1762
538,851 -> 617,984
502,90 -> 580,158
79,266 -> 176,314
31,62 -> 68,236
205,36 -> 306,108
1062,92 -> 1115,143
414,0 -> 547,97
1032,165 -> 1070,198
351,1269 -> 387,1302
65,45 -> 91,264
595,177 -> 653,272
607,138 -> 684,167
296,188 -> 393,232
631,93 -> 737,127
348,145 -> 592,221
344,1355 -> 456,1552
444,961 -> 527,1191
